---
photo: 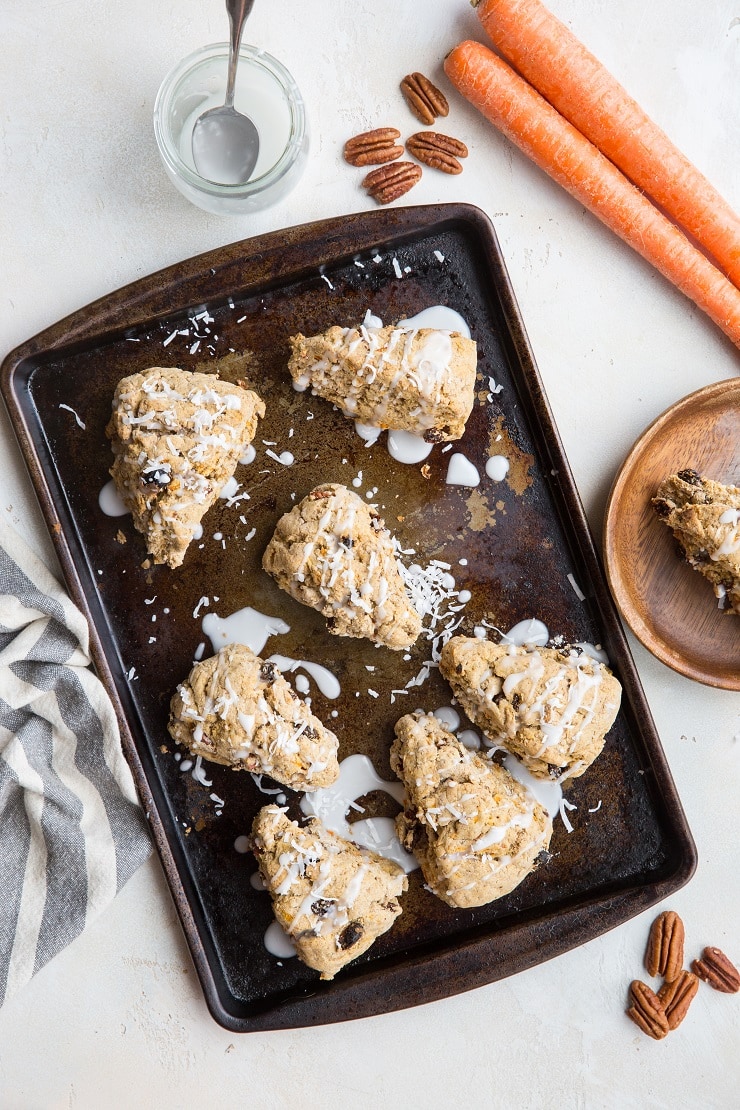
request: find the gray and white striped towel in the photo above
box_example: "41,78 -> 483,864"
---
0,517 -> 151,1008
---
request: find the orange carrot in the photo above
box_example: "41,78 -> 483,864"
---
443,40 -> 740,348
473,0 -> 740,288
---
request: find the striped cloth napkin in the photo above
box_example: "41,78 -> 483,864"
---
0,517 -> 151,1008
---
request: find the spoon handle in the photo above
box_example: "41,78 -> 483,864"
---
224,0 -> 256,108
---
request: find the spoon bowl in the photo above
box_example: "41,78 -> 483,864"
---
192,105 -> 260,186
191,0 -> 259,185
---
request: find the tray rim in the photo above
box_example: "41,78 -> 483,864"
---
0,203 -> 697,1031
603,377 -> 740,691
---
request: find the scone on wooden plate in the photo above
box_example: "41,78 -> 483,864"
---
289,318 -> 477,441
391,713 -> 552,909
168,644 -> 339,791
251,805 -> 407,980
107,366 -> 265,568
262,483 -> 422,650
652,468 -> 740,615
439,636 -> 621,781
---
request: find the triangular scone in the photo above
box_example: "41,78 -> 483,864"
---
652,469 -> 740,615
168,644 -> 339,791
391,713 -> 552,909
107,367 -> 265,568
439,636 -> 622,781
262,483 -> 422,650
251,806 -> 407,980
289,320 -> 477,441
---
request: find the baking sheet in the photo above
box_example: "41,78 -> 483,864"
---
1,204 -> 696,1031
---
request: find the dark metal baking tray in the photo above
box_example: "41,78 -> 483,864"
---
1,204 -> 696,1031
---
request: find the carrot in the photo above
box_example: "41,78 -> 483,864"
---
443,40 -> 740,348
472,0 -> 740,288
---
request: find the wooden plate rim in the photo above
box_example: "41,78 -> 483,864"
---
603,377 -> 740,691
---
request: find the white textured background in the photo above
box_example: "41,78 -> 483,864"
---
1,1 -> 739,1106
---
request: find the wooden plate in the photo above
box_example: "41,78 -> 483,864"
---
604,378 -> 740,690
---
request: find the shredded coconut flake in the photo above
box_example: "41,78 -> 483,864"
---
58,404 -> 86,429
192,756 -> 212,788
559,797 -> 577,833
193,596 -> 210,619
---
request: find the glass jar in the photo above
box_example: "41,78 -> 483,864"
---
153,42 -> 308,216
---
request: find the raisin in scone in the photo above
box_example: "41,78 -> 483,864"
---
251,805 -> 407,980
107,367 -> 264,568
391,713 -> 552,909
439,636 -> 621,781
168,644 -> 339,791
652,469 -> 740,615
289,317 -> 477,441
262,483 -> 422,650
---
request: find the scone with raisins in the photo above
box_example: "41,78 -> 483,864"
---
262,483 -> 421,650
391,713 -> 552,909
107,366 -> 264,568
439,636 -> 621,781
652,468 -> 740,615
289,317 -> 477,442
168,644 -> 339,791
251,805 -> 407,979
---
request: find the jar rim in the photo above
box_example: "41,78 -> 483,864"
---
153,42 -> 307,198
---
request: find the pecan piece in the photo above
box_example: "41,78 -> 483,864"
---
658,969 -> 699,1030
691,946 -> 740,993
645,910 -> 685,981
344,127 -> 404,167
406,131 -> 468,174
363,161 -> 422,205
400,72 -> 449,125
626,980 -> 669,1040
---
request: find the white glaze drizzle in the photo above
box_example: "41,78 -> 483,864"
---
445,453 -> 480,487
502,619 -> 550,647
202,605 -> 290,655
299,754 -> 416,872
99,480 -> 130,517
485,455 -> 510,481
264,920 -> 297,958
387,429 -> 434,464
267,654 -> 341,699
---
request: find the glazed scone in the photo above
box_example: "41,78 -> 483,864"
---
168,644 -> 339,791
439,636 -> 621,781
391,713 -> 552,909
107,366 -> 265,568
251,805 -> 407,980
262,483 -> 422,650
289,317 -> 477,441
652,469 -> 740,615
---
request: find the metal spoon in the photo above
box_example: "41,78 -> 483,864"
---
191,0 -> 260,185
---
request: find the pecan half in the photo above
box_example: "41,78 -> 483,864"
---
406,131 -> 468,174
400,72 -> 449,125
646,910 -> 685,981
363,161 -> 422,205
344,127 -> 404,167
691,946 -> 740,993
627,980 -> 669,1040
658,970 -> 699,1030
